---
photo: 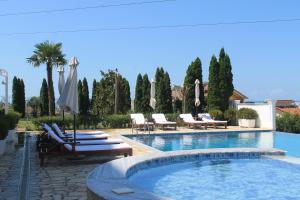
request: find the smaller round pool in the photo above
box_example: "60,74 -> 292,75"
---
128,159 -> 300,200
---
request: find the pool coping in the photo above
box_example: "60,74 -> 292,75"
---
86,148 -> 286,200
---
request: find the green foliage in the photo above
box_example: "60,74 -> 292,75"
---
155,67 -> 173,113
28,96 -> 40,117
92,70 -> 131,117
173,98 -> 182,113
224,108 -> 237,125
82,78 -> 90,114
12,76 -> 25,117
0,120 -> 8,140
237,108 -> 258,119
91,79 -> 97,110
103,114 -> 130,128
218,48 -> 234,111
0,112 -> 21,139
207,55 -> 221,110
134,74 -> 143,112
183,57 -> 205,114
276,114 -> 300,133
209,109 -> 223,120
27,41 -> 67,116
78,79 -> 84,114
40,79 -> 49,116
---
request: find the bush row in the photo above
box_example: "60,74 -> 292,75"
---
0,112 -> 21,140
276,113 -> 300,133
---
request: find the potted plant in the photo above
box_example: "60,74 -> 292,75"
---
237,108 -> 258,128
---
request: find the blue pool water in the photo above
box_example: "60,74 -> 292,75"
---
126,131 -> 300,157
129,159 -> 300,200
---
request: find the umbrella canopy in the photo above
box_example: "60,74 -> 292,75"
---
195,79 -> 200,107
57,65 -> 65,96
57,57 -> 79,114
150,79 -> 156,109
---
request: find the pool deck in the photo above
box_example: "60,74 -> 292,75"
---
0,126 -> 272,200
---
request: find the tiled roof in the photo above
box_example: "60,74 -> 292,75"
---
276,107 -> 300,115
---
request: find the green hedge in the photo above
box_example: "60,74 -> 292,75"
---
277,114 -> 300,133
237,108 -> 258,119
103,114 -> 130,128
0,112 -> 21,140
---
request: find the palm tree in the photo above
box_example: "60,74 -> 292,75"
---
27,41 -> 67,116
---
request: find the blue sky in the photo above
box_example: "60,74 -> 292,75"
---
0,0 -> 300,102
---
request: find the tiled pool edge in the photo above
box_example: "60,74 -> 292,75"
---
86,148 -> 285,200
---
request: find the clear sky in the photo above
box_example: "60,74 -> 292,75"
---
0,0 -> 299,102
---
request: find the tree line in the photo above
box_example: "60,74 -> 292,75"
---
13,40 -> 234,118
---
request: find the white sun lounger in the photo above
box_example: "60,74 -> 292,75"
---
130,113 -> 154,133
198,113 -> 227,129
152,113 -> 177,130
179,114 -> 208,129
51,123 -> 109,140
52,123 -> 104,135
39,124 -> 132,166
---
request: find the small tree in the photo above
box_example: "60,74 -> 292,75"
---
141,74 -> 151,113
28,96 -> 40,117
155,67 -> 165,113
12,76 -> 18,112
163,72 -> 173,113
82,78 -> 90,114
12,77 -> 25,117
134,74 -> 143,112
40,79 -> 49,116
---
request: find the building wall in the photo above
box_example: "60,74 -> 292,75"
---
237,100 -> 276,130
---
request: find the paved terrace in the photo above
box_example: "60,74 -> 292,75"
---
0,127 -> 271,200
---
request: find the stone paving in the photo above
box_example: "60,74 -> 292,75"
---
0,145 -> 23,200
0,127 -> 270,200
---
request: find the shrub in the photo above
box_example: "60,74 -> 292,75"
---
103,114 -> 130,128
0,120 -> 9,140
5,112 -> 21,129
209,109 -> 223,120
224,108 -> 237,125
237,108 -> 258,119
31,115 -> 74,130
165,113 -> 179,122
276,113 -> 300,133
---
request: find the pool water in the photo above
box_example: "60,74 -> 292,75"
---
127,131 -> 300,157
129,159 -> 300,200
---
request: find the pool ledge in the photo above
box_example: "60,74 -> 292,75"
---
86,148 -> 285,200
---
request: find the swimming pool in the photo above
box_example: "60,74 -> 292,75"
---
126,131 -> 300,157
128,158 -> 300,200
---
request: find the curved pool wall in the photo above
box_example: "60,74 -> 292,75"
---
86,148 -> 285,200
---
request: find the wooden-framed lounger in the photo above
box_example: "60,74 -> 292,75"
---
198,113 -> 228,129
152,113 -> 177,130
39,125 -> 132,166
51,123 -> 109,140
130,113 -> 154,133
179,114 -> 208,129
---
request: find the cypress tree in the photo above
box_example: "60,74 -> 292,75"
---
163,72 -> 173,113
119,78 -> 131,113
218,48 -> 234,111
155,67 -> 165,113
183,57 -> 205,114
91,79 -> 97,112
208,55 -> 221,110
19,79 -> 26,117
12,76 -> 18,112
134,74 -> 143,112
141,74 -> 151,113
40,79 -> 49,116
78,80 -> 84,114
82,78 -> 90,114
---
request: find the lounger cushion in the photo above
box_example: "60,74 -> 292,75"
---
152,114 -> 176,125
64,143 -> 131,152
198,113 -> 227,123
70,134 -> 109,140
77,139 -> 123,145
52,123 -> 104,136
131,113 -> 145,124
